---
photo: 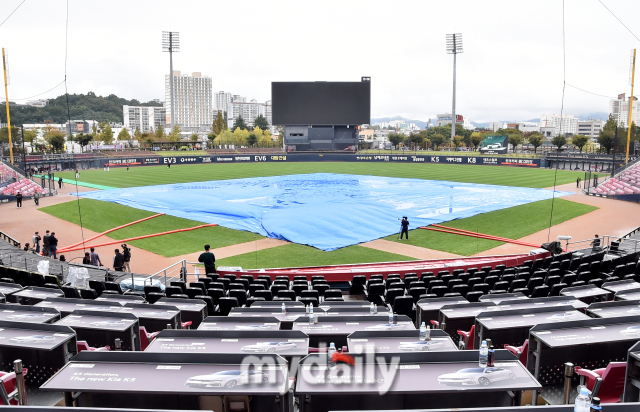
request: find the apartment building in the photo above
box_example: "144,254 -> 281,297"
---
123,106 -> 167,133
610,93 -> 639,127
165,71 -> 213,130
577,119 -> 604,138
539,113 -> 578,136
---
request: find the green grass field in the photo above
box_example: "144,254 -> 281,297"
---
58,162 -> 590,189
215,244 -> 415,269
42,162 -> 599,266
384,198 -> 597,256
40,199 -> 263,257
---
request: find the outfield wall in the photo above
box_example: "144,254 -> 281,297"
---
99,154 -> 544,168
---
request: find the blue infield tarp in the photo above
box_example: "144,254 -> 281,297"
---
77,173 -> 573,251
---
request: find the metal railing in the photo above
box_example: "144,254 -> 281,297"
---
566,235 -> 640,255
0,231 -> 20,248
143,259 -> 188,287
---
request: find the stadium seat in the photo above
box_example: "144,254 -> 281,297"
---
229,289 -> 248,307
207,288 -> 225,305
393,296 -> 414,322
77,341 -> 110,352
61,286 -> 81,299
451,284 -> 469,297
194,295 -> 215,316
301,290 -> 319,301
550,283 -> 567,296
292,284 -> 308,296
527,277 -> 544,291
588,278 -> 604,288
389,281 -> 405,291
236,279 -> 250,290
504,340 -> 528,366
144,285 -> 162,298
574,362 -> 626,403
299,297 -> 318,307
189,282 -> 206,293
246,297 -> 265,306
457,325 -> 475,350
146,292 -> 163,304
170,281 -> 186,293
465,291 -> 483,302
531,285 -> 550,298
257,275 -> 272,287
313,283 -> 330,297
467,277 -> 481,288
270,284 -> 287,295
430,286 -> 447,297
218,297 -> 239,315
509,279 -> 526,292
165,286 -> 183,297
349,275 -> 366,295
273,297 -> 292,302
240,275 -> 254,285
229,282 -> 245,291
444,292 -> 462,298
278,290 -> 296,301
385,288 -> 404,305
185,287 -> 203,299
472,283 -> 490,294
254,290 -> 273,301
205,273 -> 220,282
139,326 -> 160,351
324,289 -> 343,299
249,284 -> 265,295
105,281 -> 123,294
447,279 -> 463,290
484,276 -> 498,288
224,274 -> 237,282
80,288 -> 98,300
409,287 -> 426,303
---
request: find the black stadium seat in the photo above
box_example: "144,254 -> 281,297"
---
218,297 -> 238,315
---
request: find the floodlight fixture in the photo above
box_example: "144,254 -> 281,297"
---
446,33 -> 463,141
162,31 -> 180,128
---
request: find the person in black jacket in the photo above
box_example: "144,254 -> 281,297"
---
82,252 -> 91,265
113,249 -> 124,271
399,216 -> 410,240
198,244 -> 216,274
48,232 -> 58,259
42,230 -> 50,256
15,191 -> 22,208
121,244 -> 131,272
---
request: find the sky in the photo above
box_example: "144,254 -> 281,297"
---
1,0 -> 639,123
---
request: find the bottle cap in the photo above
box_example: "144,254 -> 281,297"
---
580,387 -> 590,396
591,397 -> 600,406
421,322 -> 425,326
482,340 -> 487,345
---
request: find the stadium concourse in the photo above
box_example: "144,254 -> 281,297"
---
1,180 -> 638,275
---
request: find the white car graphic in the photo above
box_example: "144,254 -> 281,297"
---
241,342 -> 298,353
627,308 -> 640,314
365,323 -> 408,331
398,340 -> 445,351
185,370 -> 268,389
438,367 -> 516,386
89,320 -> 126,328
484,143 -> 502,149
6,313 -> 47,321
9,335 -> 56,344
620,326 -> 640,336
545,312 -> 579,322
235,325 -> 274,330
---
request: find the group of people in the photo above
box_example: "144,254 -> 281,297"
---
81,244 -> 132,272
23,230 -> 59,259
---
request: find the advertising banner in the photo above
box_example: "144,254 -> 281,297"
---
479,135 -> 509,155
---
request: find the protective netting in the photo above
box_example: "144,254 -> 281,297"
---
77,173 -> 573,251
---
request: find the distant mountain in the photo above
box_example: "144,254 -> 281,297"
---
370,116 -> 429,130
577,112 -> 608,121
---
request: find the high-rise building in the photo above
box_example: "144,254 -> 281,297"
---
227,96 -> 266,128
610,93 -> 639,127
164,71 -> 213,130
214,91 -> 232,114
264,100 -> 272,130
123,106 -> 167,133
577,119 -> 604,138
539,113 -> 578,136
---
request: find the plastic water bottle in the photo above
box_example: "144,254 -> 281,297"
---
425,324 -> 431,341
574,387 -> 591,412
370,302 -> 375,314
479,340 -> 488,367
389,312 -> 393,324
281,303 -> 286,314
419,322 -> 427,341
306,305 -> 310,314
327,342 -> 336,366
308,305 -> 314,324
589,397 -> 601,412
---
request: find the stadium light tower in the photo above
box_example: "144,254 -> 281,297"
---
446,33 -> 463,142
162,31 -> 180,129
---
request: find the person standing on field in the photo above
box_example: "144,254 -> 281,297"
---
198,244 -> 216,274
121,244 -> 131,272
32,232 -> 41,254
15,192 -> 22,208
42,230 -> 51,256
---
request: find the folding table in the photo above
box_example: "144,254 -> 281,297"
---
8,287 -> 64,305
602,279 -> 640,294
415,296 -> 468,326
559,284 -> 611,304
586,299 -> 640,318
0,302 -> 60,324
95,294 -> 145,306
347,329 -> 456,353
55,310 -> 141,351
295,350 -> 541,412
35,297 -> 122,317
155,297 -> 207,328
479,292 -> 529,304
198,316 -> 281,331
615,287 -> 640,301
120,303 -> 181,332
437,302 -> 496,345
40,352 -> 290,411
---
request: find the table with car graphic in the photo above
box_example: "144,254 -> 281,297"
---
35,297 -> 122,317
55,311 -> 140,351
197,316 -> 281,331
292,315 -> 415,348
615,287 -> 640,301
437,302 -> 496,346
493,296 -> 588,312
9,287 -> 64,305
602,279 -> 640,294
0,303 -> 60,324
474,305 -> 590,348
559,284 -> 611,304
347,329 -> 457,353
528,315 -> 640,404
144,329 -> 309,358
0,320 -> 76,385
119,303 -> 181,332
295,350 -> 541,412
586,300 -> 640,318
154,297 -> 207,328
39,352 -> 290,412
415,296 -> 469,327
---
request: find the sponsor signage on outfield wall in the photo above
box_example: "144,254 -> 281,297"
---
101,154 -> 542,167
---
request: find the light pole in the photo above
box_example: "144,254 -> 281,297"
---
446,34 -> 463,142
162,31 -> 180,131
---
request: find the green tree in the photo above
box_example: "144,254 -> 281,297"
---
73,133 -> 93,152
253,114 -> 269,131
408,132 -> 423,149
470,132 -> 483,149
155,124 -> 164,139
527,132 -> 544,153
387,132 -> 403,149
430,133 -> 445,150
232,115 -> 247,131
598,114 -> 617,154
232,127 -> 249,146
117,128 -> 130,141
508,133 -> 523,152
207,132 -> 216,148
46,131 -> 66,152
23,128 -> 38,146
143,135 -> 155,148
167,124 -> 182,142
134,127 -> 140,140
452,135 -> 464,149
190,134 -> 199,143
551,134 -> 567,150
99,123 -> 114,144
212,111 -> 226,135
92,123 -> 98,138
215,129 -> 234,147
571,134 -> 589,153
247,133 -> 258,147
